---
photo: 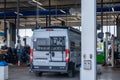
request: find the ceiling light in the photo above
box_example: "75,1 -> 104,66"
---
14,12 -> 23,16
32,0 -> 42,5
36,19 -> 41,22
60,10 -> 66,14
37,5 -> 46,10
57,18 -> 64,21
28,1 -> 46,10
112,7 -> 114,12
73,17 -> 78,20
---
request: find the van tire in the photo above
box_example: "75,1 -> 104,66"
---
68,69 -> 75,77
38,72 -> 43,76
68,62 -> 75,77
35,72 -> 43,76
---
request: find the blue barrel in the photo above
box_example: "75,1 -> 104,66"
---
0,61 -> 8,66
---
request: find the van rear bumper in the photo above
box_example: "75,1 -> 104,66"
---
31,65 -> 67,73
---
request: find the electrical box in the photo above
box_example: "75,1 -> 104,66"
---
83,60 -> 92,70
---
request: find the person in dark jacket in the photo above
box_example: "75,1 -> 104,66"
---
1,40 -> 8,62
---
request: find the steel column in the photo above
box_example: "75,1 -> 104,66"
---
16,0 -> 20,66
4,0 -> 7,40
48,0 -> 51,26
16,0 -> 20,43
101,0 -> 103,40
81,0 -> 96,80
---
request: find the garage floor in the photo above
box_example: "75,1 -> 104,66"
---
8,66 -> 120,80
9,66 -> 79,80
97,67 -> 120,80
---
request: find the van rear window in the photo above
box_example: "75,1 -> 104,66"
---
34,37 -> 65,51
36,38 -> 50,46
34,38 -> 50,51
50,37 -> 65,46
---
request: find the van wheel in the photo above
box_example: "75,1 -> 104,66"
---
35,72 -> 43,76
38,72 -> 43,76
68,62 -> 75,77
68,69 -> 75,77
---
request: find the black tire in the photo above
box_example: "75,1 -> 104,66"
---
35,72 -> 43,76
68,69 -> 75,77
38,72 -> 43,76
68,62 -> 75,77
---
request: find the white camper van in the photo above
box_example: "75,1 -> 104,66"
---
30,27 -> 81,77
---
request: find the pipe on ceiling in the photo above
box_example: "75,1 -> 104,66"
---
0,6 -> 120,18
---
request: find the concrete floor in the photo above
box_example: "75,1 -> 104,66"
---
9,66 -> 79,80
97,67 -> 120,80
8,66 -> 120,80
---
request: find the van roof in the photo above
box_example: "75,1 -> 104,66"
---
41,26 -> 81,34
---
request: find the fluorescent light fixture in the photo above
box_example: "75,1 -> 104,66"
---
32,0 -> 42,5
112,7 -> 114,12
14,12 -> 23,16
73,17 -> 78,20
36,19 -> 41,22
28,1 -> 46,10
60,9 -> 66,13
37,5 -> 46,10
57,18 -> 64,21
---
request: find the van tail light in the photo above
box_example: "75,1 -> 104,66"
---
30,49 -> 33,62
66,49 -> 70,62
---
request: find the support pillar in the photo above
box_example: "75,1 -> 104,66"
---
4,0 -> 7,40
111,35 -> 114,67
116,14 -> 120,40
105,32 -> 109,64
48,0 -> 51,26
16,0 -> 20,66
81,0 -> 96,80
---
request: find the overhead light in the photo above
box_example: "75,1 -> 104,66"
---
28,1 -> 46,10
57,18 -> 64,21
20,24 -> 25,27
36,19 -> 41,22
37,5 -> 46,10
14,12 -> 23,16
60,9 -> 66,14
73,17 -> 78,20
112,7 -> 114,12
32,0 -> 42,5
